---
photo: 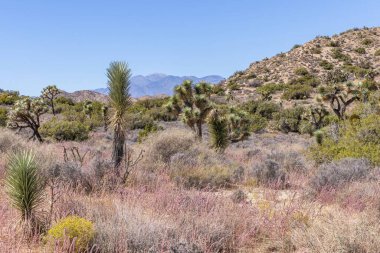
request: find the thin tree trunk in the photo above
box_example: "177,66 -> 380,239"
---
51,100 -> 56,115
113,126 -> 125,173
197,122 -> 202,139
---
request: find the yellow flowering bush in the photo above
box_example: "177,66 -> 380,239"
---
46,216 -> 95,252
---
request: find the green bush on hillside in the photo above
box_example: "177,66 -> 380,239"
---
40,118 -> 89,141
282,84 -> 312,100
273,106 -> 305,133
0,91 -> 20,105
256,83 -> 284,100
319,60 -> 334,70
354,47 -> 366,54
0,107 -> 7,127
309,115 -> 380,165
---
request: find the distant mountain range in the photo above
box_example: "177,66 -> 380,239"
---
95,74 -> 225,97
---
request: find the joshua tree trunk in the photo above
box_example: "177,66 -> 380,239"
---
112,124 -> 125,173
196,122 -> 202,139
51,100 -> 56,115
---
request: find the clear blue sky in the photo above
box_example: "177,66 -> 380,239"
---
1,0 -> 379,96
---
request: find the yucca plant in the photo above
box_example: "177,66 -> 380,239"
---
4,150 -> 45,225
208,109 -> 229,153
107,61 -> 132,170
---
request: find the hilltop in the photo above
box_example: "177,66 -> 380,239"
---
225,27 -> 380,101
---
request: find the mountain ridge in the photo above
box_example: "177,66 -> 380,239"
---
95,74 -> 225,97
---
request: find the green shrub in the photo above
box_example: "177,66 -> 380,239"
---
241,100 -> 280,119
331,48 -> 352,63
343,65 -> 372,78
250,114 -> 268,133
0,91 -> 20,105
354,47 -> 366,54
328,41 -> 340,47
294,67 -> 309,76
273,107 -> 305,133
309,115 -> 380,165
0,107 -> 7,126
55,96 -> 75,106
46,216 -> 95,252
138,122 -> 163,143
282,84 -> 312,100
41,118 -> 89,141
361,38 -> 373,46
319,60 -> 334,70
375,49 -> 380,56
291,44 -> 301,50
310,47 -> 322,54
288,75 -> 320,87
256,83 -> 284,100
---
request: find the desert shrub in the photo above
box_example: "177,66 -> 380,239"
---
294,67 -> 309,76
328,40 -> 340,47
324,68 -> 350,83
331,48 -> 352,63
144,129 -> 196,164
273,107 -> 305,133
46,215 -> 95,252
256,83 -> 284,100
137,122 -> 163,143
309,158 -> 370,193
231,189 -> 247,203
291,44 -> 301,50
41,118 -> 89,141
361,38 -> 373,45
226,81 -> 239,90
309,115 -> 380,165
176,166 -> 233,189
343,65 -> 373,78
310,47 -> 322,54
375,49 -> 380,56
250,114 -> 268,133
0,129 -> 25,154
282,84 -> 312,100
319,60 -> 334,70
55,96 -> 75,105
0,90 -> 20,105
361,78 -> 379,91
0,107 -> 7,126
354,47 -> 366,54
241,100 -> 280,120
250,159 -> 286,188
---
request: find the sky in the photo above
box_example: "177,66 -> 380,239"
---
0,0 -> 379,96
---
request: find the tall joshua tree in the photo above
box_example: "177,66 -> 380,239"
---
166,80 -> 213,138
41,85 -> 60,115
107,61 -> 131,171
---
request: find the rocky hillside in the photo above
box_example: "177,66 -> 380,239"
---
59,90 -> 109,103
225,27 -> 380,100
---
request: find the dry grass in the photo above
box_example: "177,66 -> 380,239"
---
1,128 -> 380,252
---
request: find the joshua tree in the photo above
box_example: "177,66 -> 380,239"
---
304,104 -> 329,130
83,100 -> 93,118
208,109 -> 229,153
107,61 -> 132,170
41,85 -> 60,115
319,83 -> 360,120
7,98 -> 48,142
5,150 -> 45,228
166,80 -> 213,138
226,107 -> 252,142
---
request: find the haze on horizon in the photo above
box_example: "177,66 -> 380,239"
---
0,0 -> 379,96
